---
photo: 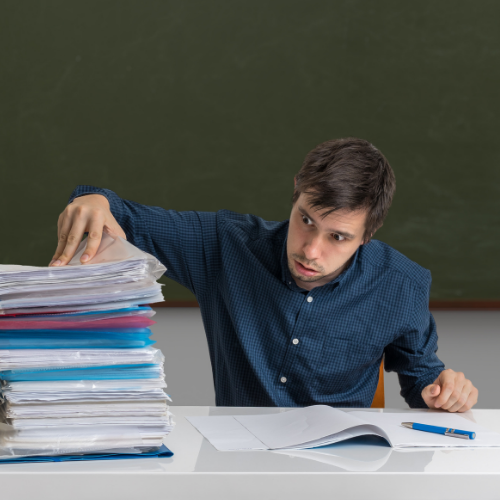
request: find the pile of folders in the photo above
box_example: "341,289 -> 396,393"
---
0,233 -> 173,461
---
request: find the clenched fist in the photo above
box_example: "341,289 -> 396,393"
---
421,368 -> 478,413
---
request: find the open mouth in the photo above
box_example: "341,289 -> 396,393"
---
294,260 -> 319,277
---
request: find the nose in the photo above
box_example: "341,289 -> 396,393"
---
303,234 -> 322,262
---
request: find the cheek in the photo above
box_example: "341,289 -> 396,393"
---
288,222 -> 303,248
324,242 -> 355,265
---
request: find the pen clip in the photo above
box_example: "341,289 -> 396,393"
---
444,431 -> 470,440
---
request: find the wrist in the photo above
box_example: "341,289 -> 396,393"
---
71,193 -> 110,210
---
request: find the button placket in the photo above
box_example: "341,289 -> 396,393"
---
276,292 -> 315,404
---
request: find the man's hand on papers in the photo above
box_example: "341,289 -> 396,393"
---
421,368 -> 478,413
49,194 -> 127,267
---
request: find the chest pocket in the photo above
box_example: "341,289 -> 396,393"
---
313,334 -> 384,394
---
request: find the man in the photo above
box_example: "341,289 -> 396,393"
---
50,137 -> 478,412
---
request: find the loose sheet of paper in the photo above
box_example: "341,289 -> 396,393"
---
187,416 -> 268,451
350,411 -> 500,448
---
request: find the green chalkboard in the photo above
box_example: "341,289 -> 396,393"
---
1,1 -> 499,300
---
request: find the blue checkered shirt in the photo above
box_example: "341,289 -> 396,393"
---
69,185 -> 445,408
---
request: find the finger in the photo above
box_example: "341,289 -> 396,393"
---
446,381 -> 472,413
57,211 -> 64,240
433,371 -> 456,408
421,384 -> 440,405
50,212 -> 75,266
438,373 -> 466,410
55,217 -> 89,266
49,212 -> 64,267
80,218 -> 105,264
458,386 -> 479,413
440,381 -> 465,410
433,385 -> 454,409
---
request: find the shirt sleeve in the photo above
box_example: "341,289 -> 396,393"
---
383,275 -> 445,408
68,185 -> 221,298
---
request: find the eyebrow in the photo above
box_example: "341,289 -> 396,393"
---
297,206 -> 356,240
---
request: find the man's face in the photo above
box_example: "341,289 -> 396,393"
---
287,192 -> 369,291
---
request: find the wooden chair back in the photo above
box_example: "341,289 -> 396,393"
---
370,360 -> 385,408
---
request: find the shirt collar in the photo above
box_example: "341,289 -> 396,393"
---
280,225 -> 361,292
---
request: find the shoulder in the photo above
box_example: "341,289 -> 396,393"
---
358,239 -> 431,292
215,209 -> 288,242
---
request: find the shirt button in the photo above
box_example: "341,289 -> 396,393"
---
307,296 -> 313,303
280,376 -> 287,383
292,339 -> 299,345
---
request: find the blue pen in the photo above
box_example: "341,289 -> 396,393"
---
401,422 -> 476,440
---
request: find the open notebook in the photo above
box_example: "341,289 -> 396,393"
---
187,405 -> 500,451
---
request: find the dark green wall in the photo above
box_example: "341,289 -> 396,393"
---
1,1 -> 499,300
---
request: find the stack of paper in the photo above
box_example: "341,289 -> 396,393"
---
0,234 -> 174,460
0,234 -> 164,314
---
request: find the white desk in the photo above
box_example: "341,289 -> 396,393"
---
2,406 -> 500,500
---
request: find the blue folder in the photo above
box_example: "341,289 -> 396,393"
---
0,329 -> 155,349
0,363 -> 162,381
0,444 -> 173,463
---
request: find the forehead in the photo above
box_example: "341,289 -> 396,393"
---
295,192 -> 368,233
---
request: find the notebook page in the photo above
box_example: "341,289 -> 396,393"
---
234,405 -> 388,449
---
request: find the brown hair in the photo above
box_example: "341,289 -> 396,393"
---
292,137 -> 396,242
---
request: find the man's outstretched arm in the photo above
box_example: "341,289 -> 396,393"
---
49,184 -> 221,298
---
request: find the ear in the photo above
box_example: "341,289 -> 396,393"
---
294,176 -> 297,187
360,231 -> 373,245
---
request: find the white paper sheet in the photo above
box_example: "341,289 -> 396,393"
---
4,389 -> 168,403
187,416 -> 268,451
350,411 -> 500,448
1,378 -> 167,392
0,346 -> 163,370
9,415 -> 173,429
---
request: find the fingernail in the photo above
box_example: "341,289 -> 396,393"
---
81,254 -> 89,262
53,260 -> 61,267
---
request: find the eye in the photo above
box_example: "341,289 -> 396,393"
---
332,233 -> 345,241
301,215 -> 313,225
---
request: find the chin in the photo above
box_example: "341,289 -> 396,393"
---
297,274 -> 325,283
